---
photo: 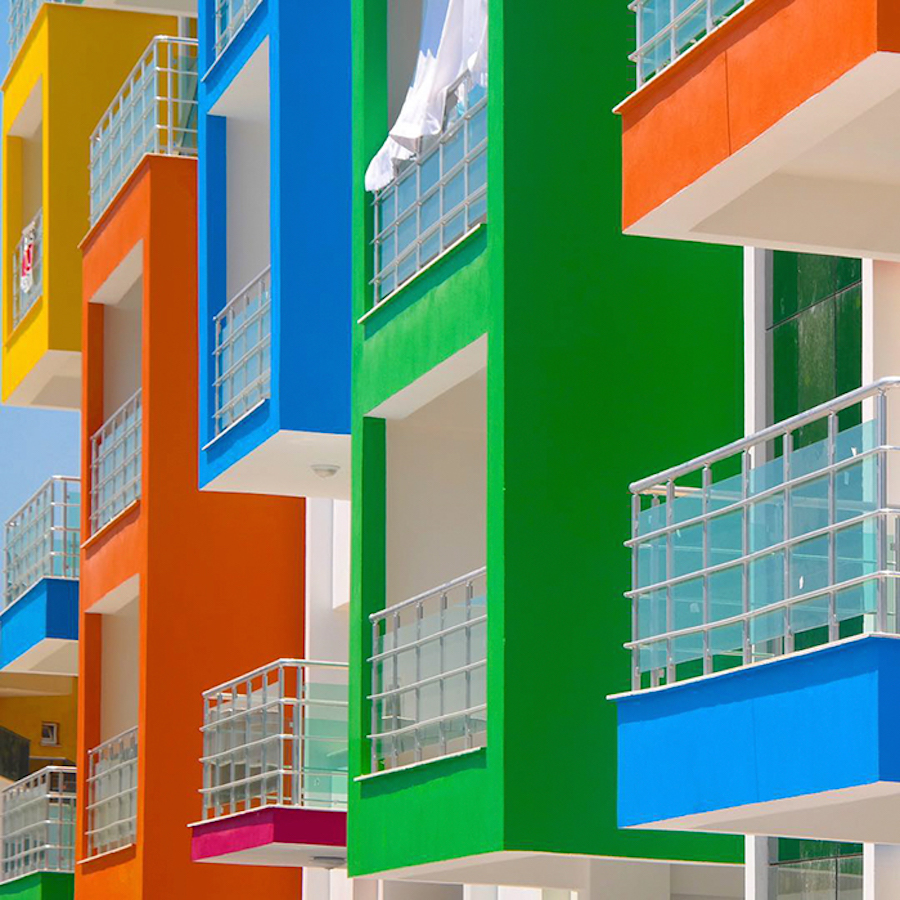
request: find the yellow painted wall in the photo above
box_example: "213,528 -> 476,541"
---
0,678 -> 78,770
2,5 -> 176,405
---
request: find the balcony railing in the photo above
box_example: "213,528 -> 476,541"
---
5,476 -> 79,608
213,267 -> 271,437
85,727 -> 137,859
200,660 -> 348,820
630,0 -> 748,88
8,0 -> 81,64
213,0 -> 263,63
371,74 -> 487,305
1,767 -> 76,884
90,36 -> 198,228
368,567 -> 487,771
12,210 -> 43,331
90,389 -> 142,536
626,379 -> 900,692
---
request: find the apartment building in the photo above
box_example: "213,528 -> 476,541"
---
613,1 -> 900,898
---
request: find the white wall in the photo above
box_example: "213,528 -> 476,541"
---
385,369 -> 487,607
305,498 -> 350,663
103,278 -> 142,418
100,591 -> 139,742
226,116 -> 270,300
388,0 -> 424,126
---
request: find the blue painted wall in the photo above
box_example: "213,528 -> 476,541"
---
0,579 -> 78,670
197,0 -> 352,488
616,637 -> 900,828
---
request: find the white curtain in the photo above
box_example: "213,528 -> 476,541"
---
365,0 -> 488,193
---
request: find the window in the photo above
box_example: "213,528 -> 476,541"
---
40,722 -> 59,747
770,839 -> 863,900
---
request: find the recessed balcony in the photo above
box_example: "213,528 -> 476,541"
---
7,0 -> 78,64
615,378 -> 900,844
0,476 -> 79,676
212,0 -> 262,67
0,766 -> 76,886
89,35 -> 198,230
85,727 -> 138,859
11,210 -> 42,332
89,389 -> 142,537
618,0 -> 900,260
191,660 -> 348,868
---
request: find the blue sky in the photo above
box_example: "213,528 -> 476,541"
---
0,1 -> 81,550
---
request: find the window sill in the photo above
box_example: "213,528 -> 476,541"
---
354,745 -> 485,782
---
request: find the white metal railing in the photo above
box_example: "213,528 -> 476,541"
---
213,0 -> 263,63
368,568 -> 487,771
90,36 -> 198,227
201,660 -> 348,820
630,0 -> 749,88
626,379 -> 900,693
5,476 -> 79,608
371,73 -> 487,305
8,0 -> 81,64
12,210 -> 43,331
1,767 -> 76,883
85,727 -> 137,859
213,267 -> 271,436
90,389 -> 142,536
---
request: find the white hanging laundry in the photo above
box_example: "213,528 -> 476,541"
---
365,0 -> 488,192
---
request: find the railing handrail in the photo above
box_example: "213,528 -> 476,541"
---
91,388 -> 142,448
5,475 -> 78,532
2,764 -> 76,795
370,566 -> 487,624
214,265 -> 273,325
202,657 -> 348,698
631,377 -> 900,493
88,725 -> 138,756
89,34 -> 199,147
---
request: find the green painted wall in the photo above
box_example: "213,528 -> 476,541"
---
349,0 -> 745,878
0,873 -> 73,900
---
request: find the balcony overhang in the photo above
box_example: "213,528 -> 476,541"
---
0,579 -> 78,676
191,808 -> 347,868
620,0 -> 900,260
615,635 -> 900,844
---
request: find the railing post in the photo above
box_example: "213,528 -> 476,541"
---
783,430 -> 793,656
877,390 -> 889,634
665,479 -> 675,684
828,413 -> 839,642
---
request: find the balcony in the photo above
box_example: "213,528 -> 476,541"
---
11,211 -> 42,332
371,75 -> 487,305
8,0 -> 79,64
213,0 -> 263,64
618,0 -> 900,259
89,36 -> 199,229
630,0 -> 747,89
0,767 -> 76,884
191,660 -> 347,867
368,567 -> 487,772
89,389 -> 142,536
85,727 -> 137,859
212,267 -> 271,438
615,378 -> 900,844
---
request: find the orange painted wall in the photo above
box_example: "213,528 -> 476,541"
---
620,0 -> 900,229
77,156 -> 304,899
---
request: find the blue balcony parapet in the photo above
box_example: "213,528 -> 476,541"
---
627,378 -> 900,693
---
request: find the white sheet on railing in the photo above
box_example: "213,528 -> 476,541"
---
365,0 -> 488,192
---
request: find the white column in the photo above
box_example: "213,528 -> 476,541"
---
744,836 -> 770,900
306,498 -> 349,662
864,844 -> 900,900
744,246 -> 769,436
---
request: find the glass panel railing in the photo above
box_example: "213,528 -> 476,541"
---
201,660 -> 348,820
369,567 -> 487,772
11,210 -> 43,331
629,0 -> 748,89
212,267 -> 272,437
213,0 -> 263,63
89,389 -> 142,535
4,476 -> 79,607
1,767 -> 76,883
628,380 -> 900,691
371,73 -> 487,305
8,0 -> 81,65
90,36 -> 198,228
85,727 -> 137,859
